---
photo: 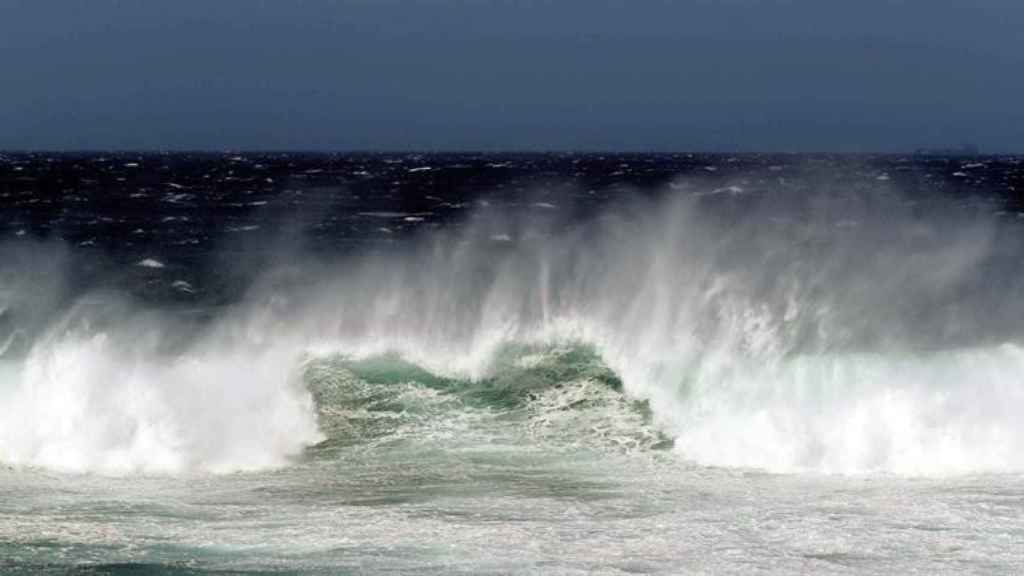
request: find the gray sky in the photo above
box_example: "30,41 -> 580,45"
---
2,0 -> 1022,152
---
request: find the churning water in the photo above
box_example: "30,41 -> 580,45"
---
1,153 -> 1022,573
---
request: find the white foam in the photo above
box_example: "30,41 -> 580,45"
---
638,346 -> 1024,475
265,189 -> 1023,475
0,314 -> 321,475
137,258 -> 165,269
4,184 -> 1023,477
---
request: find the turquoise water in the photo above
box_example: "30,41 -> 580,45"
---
4,158 -> 1024,573
2,348 -> 1023,574
4,439 -> 1023,574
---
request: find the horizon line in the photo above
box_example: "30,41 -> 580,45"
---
0,148 -> 1014,157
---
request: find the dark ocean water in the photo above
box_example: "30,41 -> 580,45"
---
2,152 -> 1021,304
1,152 -> 1023,574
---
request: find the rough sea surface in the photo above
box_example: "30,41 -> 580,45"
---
1,152 -> 1023,574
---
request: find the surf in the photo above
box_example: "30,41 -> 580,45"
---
1,178 -> 1023,476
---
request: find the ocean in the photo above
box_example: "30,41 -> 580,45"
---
1,152 -> 1022,574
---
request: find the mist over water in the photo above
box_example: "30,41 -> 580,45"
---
2,154 -> 1023,573
2,164 -> 1023,476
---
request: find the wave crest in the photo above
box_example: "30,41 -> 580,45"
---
4,181 -> 1024,475
0,297 -> 322,475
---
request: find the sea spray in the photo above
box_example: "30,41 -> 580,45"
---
2,179 -> 1023,474
278,185 -> 1024,474
0,294 -> 322,474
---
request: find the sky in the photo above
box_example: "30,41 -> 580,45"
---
2,0 -> 1022,152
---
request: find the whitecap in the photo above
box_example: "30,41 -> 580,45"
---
137,259 -> 165,269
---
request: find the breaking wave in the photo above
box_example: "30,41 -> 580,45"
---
2,181 -> 1024,475
303,344 -> 667,457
